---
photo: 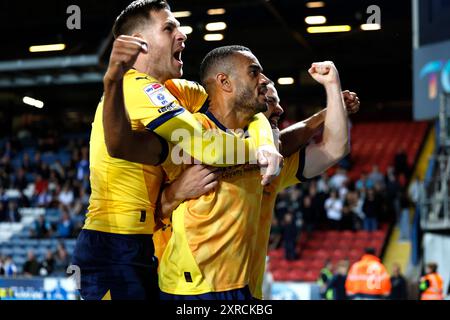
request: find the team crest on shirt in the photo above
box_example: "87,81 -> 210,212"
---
143,83 -> 175,107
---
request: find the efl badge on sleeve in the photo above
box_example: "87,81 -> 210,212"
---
144,83 -> 175,107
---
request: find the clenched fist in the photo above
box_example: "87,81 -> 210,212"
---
342,90 -> 360,114
308,61 -> 340,86
104,35 -> 148,83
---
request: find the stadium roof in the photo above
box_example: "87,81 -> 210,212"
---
0,0 -> 412,116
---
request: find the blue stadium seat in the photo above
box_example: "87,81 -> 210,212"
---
42,152 -> 57,165
1,247 -> 14,256
37,247 -> 49,257
57,151 -> 71,166
16,228 -> 31,239
11,156 -> 22,169
8,238 -> 25,247
25,172 -> 35,183
40,239 -> 53,247
18,249 -> 29,257
23,239 -> 38,246
45,209 -> 61,222
64,240 -> 77,253
13,255 -> 27,266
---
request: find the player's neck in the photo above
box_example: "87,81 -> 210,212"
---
133,61 -> 169,84
208,100 -> 252,130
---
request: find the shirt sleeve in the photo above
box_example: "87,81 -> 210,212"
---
165,79 -> 208,113
124,74 -> 183,130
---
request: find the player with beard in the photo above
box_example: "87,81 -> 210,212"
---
156,46 -> 272,299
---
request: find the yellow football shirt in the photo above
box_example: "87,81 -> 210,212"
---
84,73 -> 207,235
159,111 -> 267,294
249,149 -> 306,299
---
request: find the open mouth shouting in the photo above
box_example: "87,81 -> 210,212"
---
172,45 -> 184,67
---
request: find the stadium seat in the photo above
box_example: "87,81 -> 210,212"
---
331,249 -> 346,261
325,231 -> 341,240
336,238 -> 353,249
289,260 -> 308,270
306,239 -> 323,250
271,269 -> 290,281
355,231 -> 371,240
322,239 -> 336,249
340,231 -> 355,240
303,271 -> 319,282
308,259 -> 326,270
287,269 -> 305,281
268,249 -> 284,259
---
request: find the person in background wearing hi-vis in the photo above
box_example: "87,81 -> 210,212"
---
317,260 -> 334,300
419,262 -> 444,300
345,247 -> 391,299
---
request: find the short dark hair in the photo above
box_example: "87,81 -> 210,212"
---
199,45 -> 251,87
112,0 -> 170,38
427,262 -> 438,273
364,247 -> 376,255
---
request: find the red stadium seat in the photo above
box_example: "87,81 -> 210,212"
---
308,259 -> 327,270
289,260 -> 308,270
331,249 -> 346,261
373,230 -> 386,240
288,269 -> 306,281
268,249 -> 284,259
353,238 -> 371,249
310,231 -> 327,241
355,230 -> 371,240
336,239 -> 353,249
326,231 -> 341,239
322,239 -> 336,249
341,231 -> 355,240
274,259 -> 292,270
271,269 -> 290,281
303,270 -> 320,282
306,239 -> 324,250
301,249 -> 318,259
315,249 -> 330,260
346,122 -> 428,184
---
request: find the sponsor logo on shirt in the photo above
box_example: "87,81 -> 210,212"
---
158,102 -> 180,114
143,83 -> 163,95
143,83 -> 175,107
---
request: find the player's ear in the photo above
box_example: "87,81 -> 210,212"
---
216,73 -> 232,93
131,32 -> 145,41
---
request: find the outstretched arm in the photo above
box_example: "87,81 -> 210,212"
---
301,61 -> 350,179
280,90 -> 360,157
